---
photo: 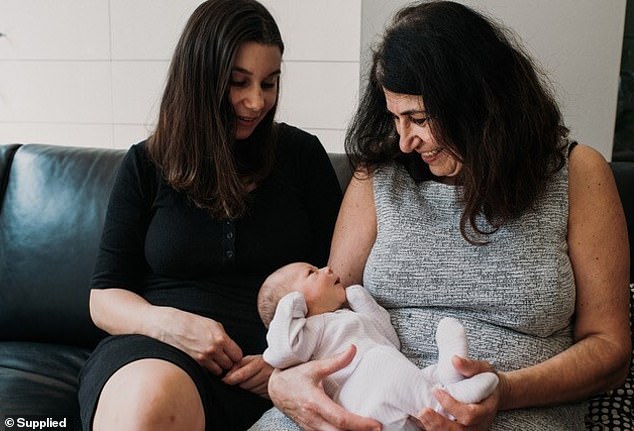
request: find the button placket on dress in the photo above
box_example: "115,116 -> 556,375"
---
222,220 -> 236,265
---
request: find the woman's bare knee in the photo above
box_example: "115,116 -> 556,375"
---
92,359 -> 204,431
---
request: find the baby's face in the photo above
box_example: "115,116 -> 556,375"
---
285,263 -> 347,316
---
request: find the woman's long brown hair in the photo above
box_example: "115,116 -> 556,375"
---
148,0 -> 284,219
346,1 -> 568,244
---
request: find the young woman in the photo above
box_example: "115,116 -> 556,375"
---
77,1 -> 342,430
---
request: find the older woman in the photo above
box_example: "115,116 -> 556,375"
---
253,1 -> 631,430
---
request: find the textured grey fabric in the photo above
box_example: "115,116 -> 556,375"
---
363,160 -> 586,430
249,407 -> 299,431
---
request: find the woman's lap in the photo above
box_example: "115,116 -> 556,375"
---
78,334 -> 271,431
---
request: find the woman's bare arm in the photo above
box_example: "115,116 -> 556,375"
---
328,173 -> 377,285
500,144 -> 631,409
90,288 -> 243,375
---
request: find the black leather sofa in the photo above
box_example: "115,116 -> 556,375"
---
0,143 -> 631,430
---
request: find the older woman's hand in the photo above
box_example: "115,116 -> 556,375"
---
416,356 -> 504,430
268,345 -> 382,431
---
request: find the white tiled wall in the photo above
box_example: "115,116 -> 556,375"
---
261,0 -> 361,62
1,61 -> 112,123
0,0 -> 110,60
109,0 -> 201,60
0,0 -> 111,147
0,0 -> 361,153
0,0 -> 626,157
262,0 -> 361,152
110,61 -> 167,126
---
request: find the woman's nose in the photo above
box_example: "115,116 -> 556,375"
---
398,125 -> 417,153
244,87 -> 264,111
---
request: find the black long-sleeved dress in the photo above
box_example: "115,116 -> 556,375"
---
78,123 -> 343,430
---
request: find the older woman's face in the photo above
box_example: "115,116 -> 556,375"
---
230,42 -> 282,140
384,89 -> 462,181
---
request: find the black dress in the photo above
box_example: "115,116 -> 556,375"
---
78,123 -> 343,430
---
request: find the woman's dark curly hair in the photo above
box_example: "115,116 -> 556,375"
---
346,0 -> 568,243
148,0 -> 283,219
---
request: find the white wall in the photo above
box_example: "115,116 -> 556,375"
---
0,0 -> 360,153
0,0 -> 627,159
261,0 -> 360,152
361,0 -> 627,161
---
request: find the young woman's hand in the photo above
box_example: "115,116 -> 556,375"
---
223,355 -> 273,398
157,307 -> 243,376
268,345 -> 382,431
89,288 -> 243,376
415,356 -> 503,430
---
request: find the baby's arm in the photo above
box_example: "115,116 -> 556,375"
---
263,291 -> 322,369
345,284 -> 400,348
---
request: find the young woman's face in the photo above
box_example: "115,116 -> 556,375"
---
384,88 -> 463,181
230,42 -> 282,140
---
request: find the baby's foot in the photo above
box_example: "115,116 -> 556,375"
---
442,371 -> 499,404
434,372 -> 499,420
435,317 -> 468,384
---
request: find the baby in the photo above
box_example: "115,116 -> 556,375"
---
258,262 -> 499,431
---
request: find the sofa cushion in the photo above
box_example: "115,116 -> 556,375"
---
611,162 -> 634,283
0,341 -> 89,430
328,153 -> 353,193
0,144 -> 125,347
0,144 -> 20,204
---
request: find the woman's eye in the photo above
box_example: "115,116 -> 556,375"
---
261,81 -> 276,89
412,117 -> 430,126
230,80 -> 246,87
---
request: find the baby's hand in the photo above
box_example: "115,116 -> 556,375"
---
344,284 -> 370,310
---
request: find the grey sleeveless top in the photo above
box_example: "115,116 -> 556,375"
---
364,157 -> 587,429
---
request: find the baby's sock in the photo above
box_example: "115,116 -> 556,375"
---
441,371 -> 499,404
435,317 -> 468,384
433,318 -> 498,420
